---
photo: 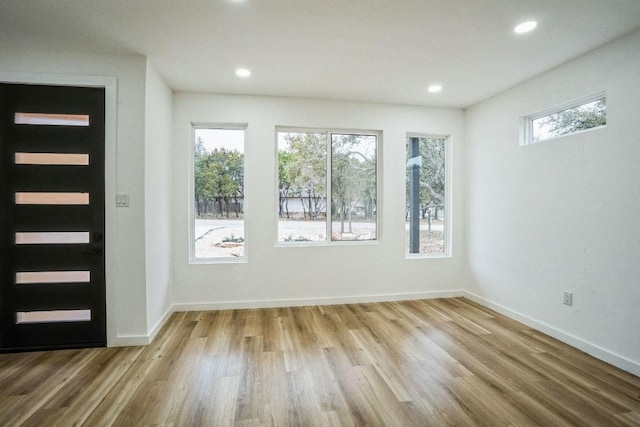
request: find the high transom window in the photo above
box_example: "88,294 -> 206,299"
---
523,93 -> 606,145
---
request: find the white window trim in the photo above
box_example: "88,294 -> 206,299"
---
275,126 -> 382,247
405,133 -> 452,259
521,92 -> 606,146
189,122 -> 248,264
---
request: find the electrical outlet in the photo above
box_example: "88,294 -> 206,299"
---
563,292 -> 573,306
116,193 -> 130,207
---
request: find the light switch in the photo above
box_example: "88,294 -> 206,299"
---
116,193 -> 130,207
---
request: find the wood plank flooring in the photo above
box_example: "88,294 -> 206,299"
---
0,298 -> 639,426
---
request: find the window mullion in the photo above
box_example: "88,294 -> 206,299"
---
326,131 -> 332,242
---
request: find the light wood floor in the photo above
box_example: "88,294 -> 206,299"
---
0,298 -> 639,426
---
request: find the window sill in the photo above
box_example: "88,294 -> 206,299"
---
405,253 -> 451,260
190,257 -> 248,265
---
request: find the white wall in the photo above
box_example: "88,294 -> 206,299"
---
144,60 -> 174,336
173,94 -> 467,308
0,47 -> 149,343
465,30 -> 640,375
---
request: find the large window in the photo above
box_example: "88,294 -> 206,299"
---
277,128 -> 379,244
406,136 -> 448,256
192,125 -> 246,261
523,93 -> 606,145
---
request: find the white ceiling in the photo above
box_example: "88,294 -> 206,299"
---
2,0 -> 640,108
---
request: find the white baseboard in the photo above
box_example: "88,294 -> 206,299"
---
109,335 -> 151,347
173,290 -> 464,312
109,305 -> 174,347
148,306 -> 175,343
464,291 -> 640,377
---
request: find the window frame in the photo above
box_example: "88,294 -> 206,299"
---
405,133 -> 452,259
275,126 -> 382,247
521,92 -> 607,146
189,122 -> 248,264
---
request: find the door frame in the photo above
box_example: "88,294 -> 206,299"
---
0,71 -> 118,347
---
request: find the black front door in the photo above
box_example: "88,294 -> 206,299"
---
0,83 -> 106,351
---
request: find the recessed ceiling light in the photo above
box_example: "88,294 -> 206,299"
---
428,84 -> 443,93
235,68 -> 251,78
514,21 -> 537,34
